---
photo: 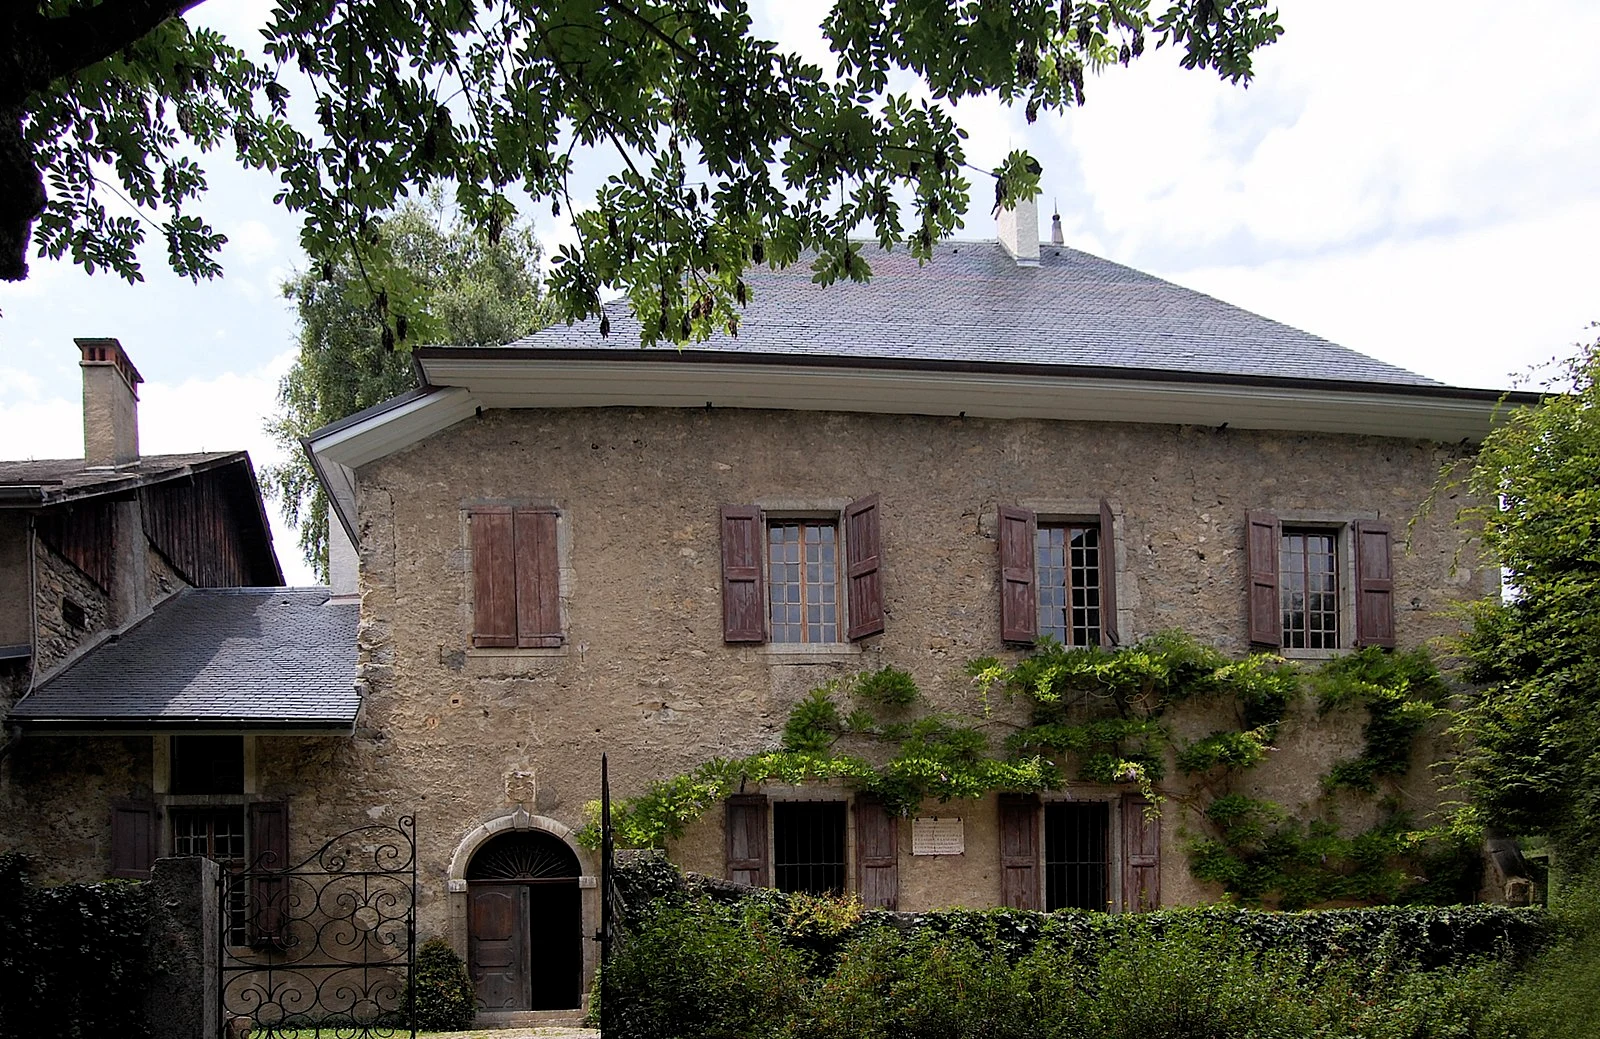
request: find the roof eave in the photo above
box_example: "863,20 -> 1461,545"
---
11,716 -> 358,734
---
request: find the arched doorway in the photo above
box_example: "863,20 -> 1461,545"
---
465,829 -> 583,1010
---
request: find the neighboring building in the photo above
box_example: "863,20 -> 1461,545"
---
0,338 -> 343,892
0,210 -> 1537,1024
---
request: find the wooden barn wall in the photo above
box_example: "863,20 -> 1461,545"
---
140,472 -> 258,587
35,500 -> 115,591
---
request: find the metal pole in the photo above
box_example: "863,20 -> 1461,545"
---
599,753 -> 612,1037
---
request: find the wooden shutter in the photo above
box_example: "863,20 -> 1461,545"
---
998,794 -> 1041,910
1099,498 -> 1120,648
725,795 -> 769,886
515,507 -> 562,647
999,506 -> 1037,644
109,800 -> 156,879
472,507 -> 517,648
1354,521 -> 1396,648
845,493 -> 885,640
854,798 -> 899,909
248,800 -> 290,946
1120,794 -> 1160,912
1246,511 -> 1282,647
720,506 -> 766,643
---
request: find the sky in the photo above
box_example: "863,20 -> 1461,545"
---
2,0 -> 1598,587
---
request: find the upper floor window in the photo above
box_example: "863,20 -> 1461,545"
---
720,496 -> 883,645
1247,512 -> 1395,652
170,734 -> 244,794
469,506 -> 562,649
1280,529 -> 1339,650
767,521 -> 840,643
1036,523 -> 1103,647
999,502 -> 1119,648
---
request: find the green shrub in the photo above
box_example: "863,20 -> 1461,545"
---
1486,880 -> 1600,1038
408,936 -> 475,1031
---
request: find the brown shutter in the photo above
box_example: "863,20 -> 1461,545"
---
109,800 -> 156,879
515,507 -> 562,647
845,493 -> 885,640
720,506 -> 766,643
725,795 -> 768,886
472,507 -> 517,648
1099,498 -> 1120,648
854,798 -> 899,909
1354,520 -> 1396,648
1246,511 -> 1282,647
999,506 -> 1037,644
1120,794 -> 1160,912
248,800 -> 290,946
998,794 -> 1041,910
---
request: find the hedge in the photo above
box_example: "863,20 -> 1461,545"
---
601,857 -> 1553,1039
0,853 -> 151,1039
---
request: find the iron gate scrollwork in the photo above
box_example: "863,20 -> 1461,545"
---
219,816 -> 418,1039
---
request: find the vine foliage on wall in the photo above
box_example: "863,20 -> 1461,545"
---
580,635 -> 1479,908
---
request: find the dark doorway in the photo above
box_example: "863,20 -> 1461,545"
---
466,830 -> 582,1010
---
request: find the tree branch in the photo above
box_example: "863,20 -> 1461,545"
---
1,0 -> 210,107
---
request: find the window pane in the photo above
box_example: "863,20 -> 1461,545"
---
773,802 -> 846,895
1045,802 -> 1110,911
768,520 -> 840,643
1281,530 -> 1339,649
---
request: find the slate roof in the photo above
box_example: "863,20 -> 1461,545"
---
505,241 -> 1445,389
0,451 -> 244,505
12,587 -> 360,729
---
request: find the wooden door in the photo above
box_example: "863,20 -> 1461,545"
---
468,884 -> 531,1010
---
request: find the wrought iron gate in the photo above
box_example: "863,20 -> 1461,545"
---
219,817 -> 418,1039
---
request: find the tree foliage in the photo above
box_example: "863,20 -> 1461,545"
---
6,0 -> 1282,343
261,196 -> 546,578
1454,332 -> 1600,871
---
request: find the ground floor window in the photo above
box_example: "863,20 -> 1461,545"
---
773,801 -> 847,895
172,806 -> 248,944
1045,801 -> 1111,911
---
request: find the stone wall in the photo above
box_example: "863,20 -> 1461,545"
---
148,544 -> 187,607
0,733 -> 152,883
32,537 -> 111,679
281,407 -> 1492,938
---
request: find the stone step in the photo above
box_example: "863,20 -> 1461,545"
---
472,1008 -> 591,1030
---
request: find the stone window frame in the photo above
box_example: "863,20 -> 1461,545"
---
751,782 -> 857,892
1039,793 -> 1122,913
459,499 -> 575,658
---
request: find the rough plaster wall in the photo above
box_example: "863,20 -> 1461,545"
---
32,538 -> 111,678
0,734 -> 150,883
317,407 -> 1491,920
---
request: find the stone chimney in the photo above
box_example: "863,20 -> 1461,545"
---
997,195 -> 1040,266
76,337 -> 142,468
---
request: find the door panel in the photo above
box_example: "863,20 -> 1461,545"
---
468,884 -> 531,1010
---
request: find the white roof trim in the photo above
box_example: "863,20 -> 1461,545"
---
418,357 -> 1506,442
306,386 -> 480,541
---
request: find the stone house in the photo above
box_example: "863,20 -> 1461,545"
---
0,206 -> 1534,1024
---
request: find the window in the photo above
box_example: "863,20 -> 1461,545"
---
1280,529 -> 1338,650
1036,523 -> 1103,647
772,801 -> 847,895
172,806 -> 249,944
470,506 -> 562,649
767,521 -> 840,643
1000,795 -> 1160,912
719,496 -> 883,644
999,502 -> 1119,647
1045,801 -> 1110,911
61,597 -> 86,630
170,734 -> 244,794
1246,512 -> 1395,651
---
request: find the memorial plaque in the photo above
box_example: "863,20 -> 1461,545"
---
912,817 -> 965,856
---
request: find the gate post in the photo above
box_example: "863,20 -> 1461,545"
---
143,856 -> 220,1039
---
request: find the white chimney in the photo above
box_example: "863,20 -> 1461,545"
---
77,337 -> 142,467
997,196 -> 1040,266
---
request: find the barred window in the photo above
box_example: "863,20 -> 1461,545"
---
1045,802 -> 1110,911
772,802 -> 846,895
173,807 -> 248,944
767,521 -> 840,643
1036,523 -> 1102,647
1281,530 -> 1339,650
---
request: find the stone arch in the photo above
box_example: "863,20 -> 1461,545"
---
446,808 -> 592,892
